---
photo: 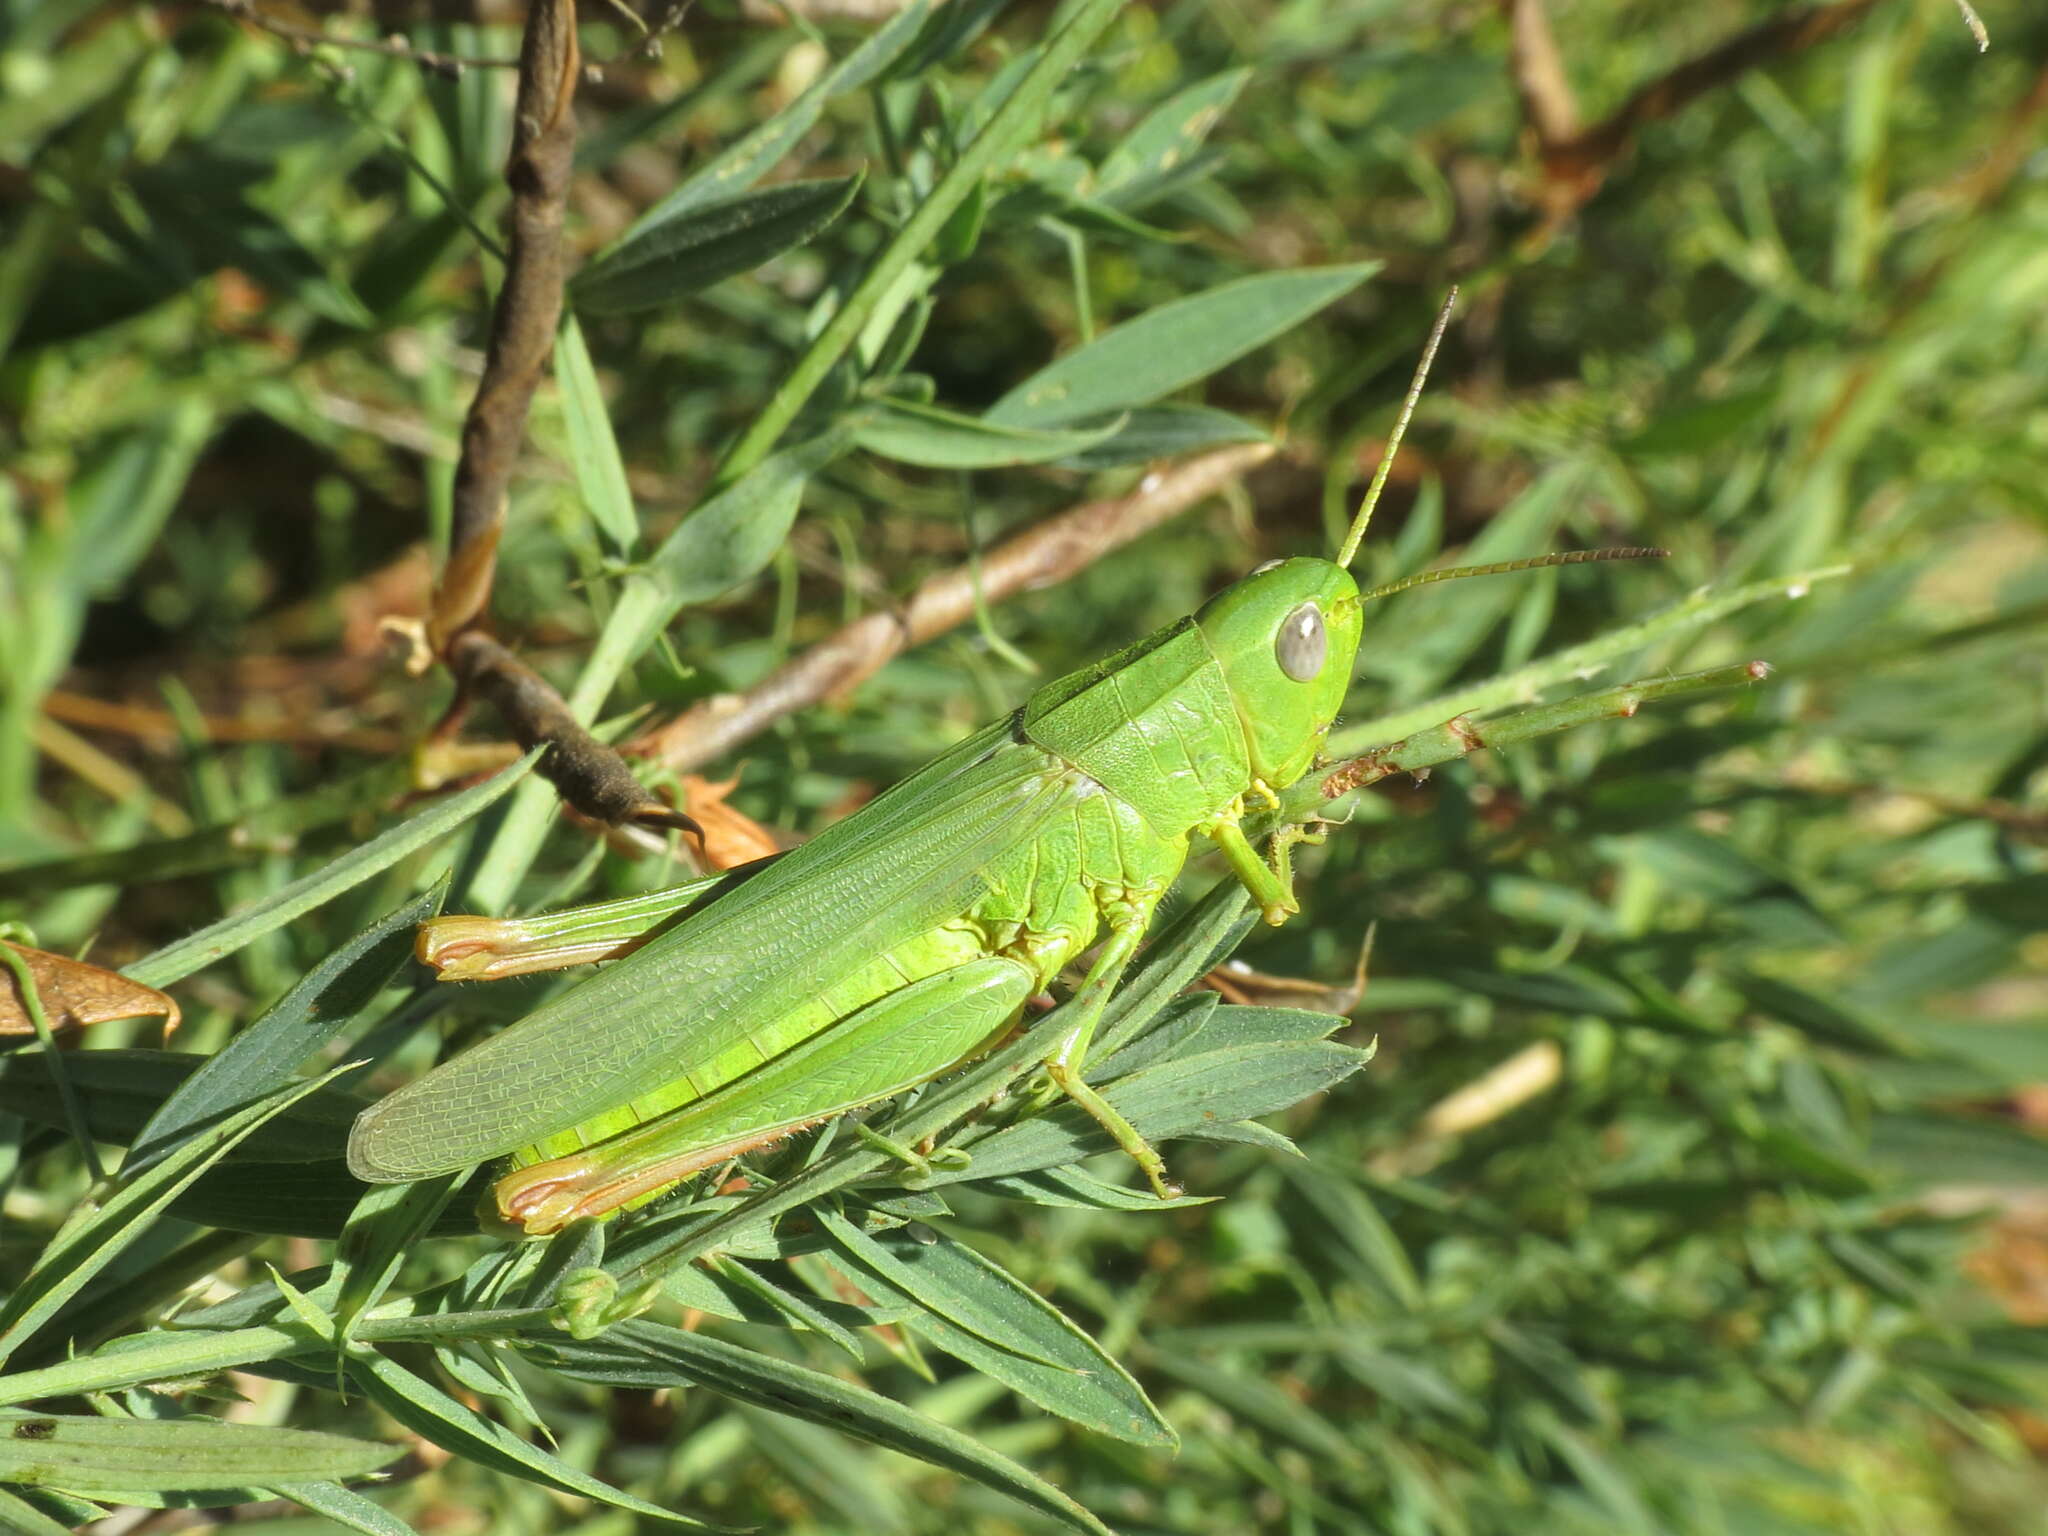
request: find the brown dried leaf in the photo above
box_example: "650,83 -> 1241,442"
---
680,775 -> 781,869
1200,924 -> 1373,1015
1,941 -> 181,1036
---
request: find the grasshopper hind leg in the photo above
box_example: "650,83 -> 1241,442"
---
492,957 -> 1037,1235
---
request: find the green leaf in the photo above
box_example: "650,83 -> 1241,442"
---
3,404 -> 214,812
1088,993 -> 1223,1081
0,1067 -> 355,1360
1357,464 -> 1581,691
1055,403 -> 1269,469
1530,1412 -> 1659,1535
0,1413 -> 398,1493
0,1486 -> 77,1536
815,1211 -> 1177,1447
985,263 -> 1376,428
1280,1163 -> 1422,1310
334,1173 -> 467,1342
533,1320 -> 1117,1536
1334,565 -> 1848,753
621,0 -> 928,237
854,396 -> 1126,467
1091,879 -> 1254,1062
1489,1323 -> 1610,1427
0,765 -> 407,900
1098,999 -> 1344,1084
0,1049 -> 359,1163
1334,1344 -> 1483,1425
1620,385 -> 1779,456
937,1038 -> 1372,1185
129,884 -> 445,1174
0,1049 -> 461,1238
270,1479 -> 417,1536
1096,67 -> 1250,209
344,1347 -> 727,1531
978,1165 -> 1217,1211
173,1162 -> 482,1240
0,1316 -> 317,1409
712,0 -> 1130,479
575,175 -> 863,315
1727,970 -> 1916,1057
554,313 -> 639,552
884,0 -> 1006,79
127,162 -> 374,329
629,424 -> 859,638
709,1256 -> 864,1360
124,752 -> 539,988
1145,1347 -> 1363,1467
1869,1111 -> 2048,1188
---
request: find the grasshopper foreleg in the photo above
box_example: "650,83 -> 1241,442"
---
1267,819 -> 1328,903
1200,812 -> 1302,926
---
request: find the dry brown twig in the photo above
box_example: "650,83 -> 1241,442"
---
738,0 -> 922,18
629,443 -> 1277,774
1506,0 -> 1887,238
1505,0 -> 1579,151
390,0 -> 692,837
198,0 -> 520,78
431,0 -> 581,651
41,691 -> 407,758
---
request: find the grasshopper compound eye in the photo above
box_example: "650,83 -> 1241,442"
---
1276,602 -> 1326,682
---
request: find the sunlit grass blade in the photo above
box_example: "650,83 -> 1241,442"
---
126,752 -> 538,988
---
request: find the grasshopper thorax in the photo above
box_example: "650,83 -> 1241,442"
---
1194,557 -> 1363,792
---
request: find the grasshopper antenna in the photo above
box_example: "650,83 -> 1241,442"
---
1355,545 -> 1670,605
1336,289 -> 1669,600
1337,287 -> 1458,569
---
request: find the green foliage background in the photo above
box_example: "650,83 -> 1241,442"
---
3,0 -> 2047,1532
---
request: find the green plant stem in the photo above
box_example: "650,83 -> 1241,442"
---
711,0 -> 1125,488
1332,566 -> 1842,755
1296,661 -> 1770,821
12,1230 -> 261,1366
0,942 -> 101,1183
0,1305 -> 557,1407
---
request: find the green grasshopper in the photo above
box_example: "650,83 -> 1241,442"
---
348,306 -> 1663,1235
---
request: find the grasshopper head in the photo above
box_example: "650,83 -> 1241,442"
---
1196,557 -> 1362,791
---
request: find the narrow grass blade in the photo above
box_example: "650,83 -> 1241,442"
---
619,0 -> 928,238
127,752 -> 538,988
270,1480 -> 417,1536
0,1067 -> 355,1360
554,314 -> 639,554
0,1486 -> 75,1535
1097,68 -> 1251,209
985,264 -> 1377,429
0,1412 -> 399,1491
855,397 -> 1126,467
816,1211 -> 1177,1447
129,884 -> 444,1174
344,1346 -> 730,1531
575,175 -> 863,315
533,1320 -> 1117,1536
940,1040 -> 1372,1185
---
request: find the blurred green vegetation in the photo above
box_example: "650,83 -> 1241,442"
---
3,0 -> 2047,1532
